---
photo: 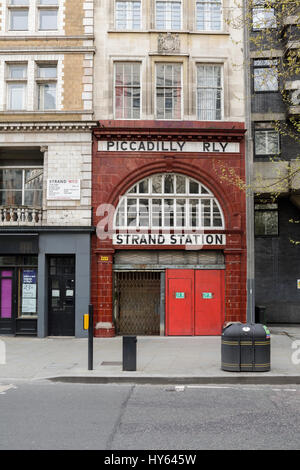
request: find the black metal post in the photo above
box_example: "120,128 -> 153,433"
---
88,304 -> 94,371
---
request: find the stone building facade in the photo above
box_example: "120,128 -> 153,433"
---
0,0 -> 96,336
92,0 -> 247,337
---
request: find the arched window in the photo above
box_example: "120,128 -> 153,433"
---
114,173 -> 224,230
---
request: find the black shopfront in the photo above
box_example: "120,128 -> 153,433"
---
0,234 -> 39,335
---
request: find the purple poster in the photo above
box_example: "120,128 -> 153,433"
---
1,278 -> 12,319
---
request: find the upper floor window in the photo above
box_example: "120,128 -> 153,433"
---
156,1 -> 182,30
155,63 -> 182,119
0,168 -> 43,207
197,64 -> 223,120
196,0 -> 222,31
252,1 -> 276,30
254,125 -> 280,156
38,0 -> 59,31
255,203 -> 278,236
9,0 -> 29,31
37,63 -> 57,110
115,1 -> 141,30
114,62 -> 141,119
253,59 -> 279,92
6,63 -> 27,110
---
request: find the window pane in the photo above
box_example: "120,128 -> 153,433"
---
164,175 -> 174,193
38,83 -> 56,110
10,10 -> 28,30
116,1 -> 141,30
9,64 -> 27,79
25,170 -> 43,190
253,8 -> 276,29
24,190 -> 43,206
255,211 -> 278,235
0,190 -> 22,205
39,9 -> 58,30
152,199 -> 162,227
254,67 -> 278,91
38,65 -> 57,78
156,1 -> 181,30
127,199 -> 137,226
197,65 -> 222,120
164,199 -> 174,226
152,175 -> 162,194
176,175 -> 185,194
176,199 -> 185,226
39,0 -> 58,4
8,83 -> 26,110
196,0 -> 222,31
139,199 -> 149,226
11,0 -> 29,4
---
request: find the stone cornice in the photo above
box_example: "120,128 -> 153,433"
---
0,121 -> 98,132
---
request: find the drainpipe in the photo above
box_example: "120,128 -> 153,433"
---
243,0 -> 256,323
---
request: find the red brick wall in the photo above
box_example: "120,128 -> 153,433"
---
91,120 -> 247,337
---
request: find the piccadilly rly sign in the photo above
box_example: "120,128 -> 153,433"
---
98,140 -> 240,153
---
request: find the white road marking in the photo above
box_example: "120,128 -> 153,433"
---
0,384 -> 17,395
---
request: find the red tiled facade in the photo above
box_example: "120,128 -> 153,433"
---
92,120 -> 247,337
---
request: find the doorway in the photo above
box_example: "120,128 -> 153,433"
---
115,272 -> 161,335
0,269 -> 15,335
166,269 -> 225,335
48,256 -> 75,336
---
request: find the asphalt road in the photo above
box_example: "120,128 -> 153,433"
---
0,381 -> 300,451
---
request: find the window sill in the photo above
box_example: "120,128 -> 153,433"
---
108,29 -> 230,36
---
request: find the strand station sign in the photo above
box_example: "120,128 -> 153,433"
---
113,233 -> 226,246
98,141 -> 240,153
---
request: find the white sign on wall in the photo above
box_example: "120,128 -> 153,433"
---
47,179 -> 81,201
113,233 -> 226,246
98,141 -> 240,153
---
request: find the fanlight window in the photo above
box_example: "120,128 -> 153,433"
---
114,174 -> 224,229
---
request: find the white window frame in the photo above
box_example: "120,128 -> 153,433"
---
113,61 -> 141,119
3,0 -> 64,35
252,1 -> 276,30
196,63 -> 223,121
155,62 -> 183,120
254,128 -> 280,155
253,59 -> 279,92
38,1 -> 59,32
0,166 -> 43,207
114,174 -> 225,230
155,0 -> 182,31
8,1 -> 29,31
36,62 -> 57,110
115,0 -> 141,30
6,62 -> 28,111
196,0 -> 223,32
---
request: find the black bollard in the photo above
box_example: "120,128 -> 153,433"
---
123,335 -> 137,371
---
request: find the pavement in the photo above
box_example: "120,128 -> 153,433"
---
0,326 -> 300,385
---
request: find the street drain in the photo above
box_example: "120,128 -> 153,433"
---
101,361 -> 122,366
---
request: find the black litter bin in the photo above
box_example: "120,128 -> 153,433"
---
123,335 -> 137,371
221,323 -> 270,372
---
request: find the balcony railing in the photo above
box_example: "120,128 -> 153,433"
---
0,206 -> 43,226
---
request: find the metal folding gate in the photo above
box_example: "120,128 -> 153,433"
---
114,272 -> 161,335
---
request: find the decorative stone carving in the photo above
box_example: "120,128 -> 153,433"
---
158,33 -> 180,54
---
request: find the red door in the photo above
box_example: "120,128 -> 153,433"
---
166,269 -> 224,336
166,270 -> 194,335
195,270 -> 225,335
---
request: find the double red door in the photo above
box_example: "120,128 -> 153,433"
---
166,269 -> 224,336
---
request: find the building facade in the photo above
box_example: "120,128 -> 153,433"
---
92,0 -> 247,337
0,0 -> 96,336
247,1 -> 300,323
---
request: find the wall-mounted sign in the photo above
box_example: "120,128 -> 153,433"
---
22,269 -> 37,314
298,279 -> 300,289
202,292 -> 213,299
113,233 -> 226,246
98,141 -> 240,153
101,256 -> 109,261
176,292 -> 185,299
47,179 -> 81,201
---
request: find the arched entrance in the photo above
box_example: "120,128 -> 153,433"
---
113,173 -> 226,336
